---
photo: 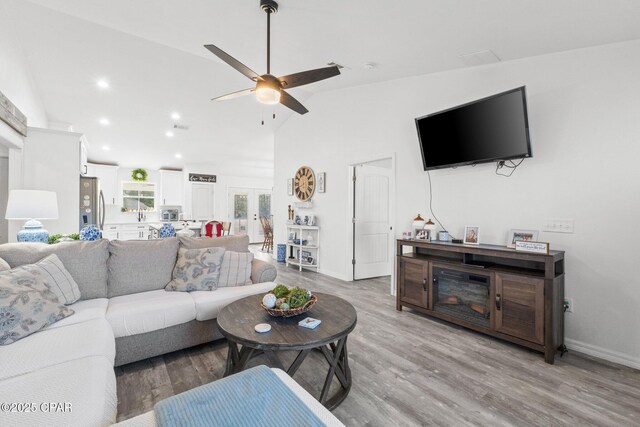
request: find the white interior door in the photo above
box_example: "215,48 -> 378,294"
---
229,188 -> 271,243
191,183 -> 214,221
354,164 -> 392,279
0,158 -> 8,244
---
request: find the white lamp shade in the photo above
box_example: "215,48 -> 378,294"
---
5,190 -> 59,220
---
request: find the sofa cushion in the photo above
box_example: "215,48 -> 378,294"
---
0,240 -> 109,299
0,318 -> 115,380
190,281 -> 276,321
251,259 -> 278,284
0,271 -> 74,345
108,238 -> 179,297
219,251 -> 254,287
0,356 -> 117,427
106,290 -> 196,338
47,298 -> 109,330
166,247 -> 226,292
179,234 -> 250,252
8,254 -> 81,305
0,257 -> 9,272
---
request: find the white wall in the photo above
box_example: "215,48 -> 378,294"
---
0,157 -> 8,243
183,164 -> 273,223
274,40 -> 640,368
0,0 -> 47,128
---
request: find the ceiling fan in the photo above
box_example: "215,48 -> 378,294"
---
204,0 -> 341,115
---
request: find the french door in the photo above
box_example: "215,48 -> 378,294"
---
228,188 -> 272,243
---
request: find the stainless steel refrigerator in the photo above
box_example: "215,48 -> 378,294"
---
79,176 -> 105,231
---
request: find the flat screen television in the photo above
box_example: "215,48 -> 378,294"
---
415,87 -> 532,171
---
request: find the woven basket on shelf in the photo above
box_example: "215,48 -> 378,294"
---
261,294 -> 318,318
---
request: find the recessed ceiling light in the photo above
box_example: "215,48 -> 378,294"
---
174,153 -> 182,159
99,118 -> 110,126
171,112 -> 181,120
165,131 -> 174,137
102,145 -> 110,151
97,79 -> 109,89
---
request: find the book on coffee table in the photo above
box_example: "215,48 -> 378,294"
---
298,317 -> 321,329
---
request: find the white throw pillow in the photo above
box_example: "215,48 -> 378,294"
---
0,271 -> 74,345
0,257 -> 9,272
218,251 -> 254,287
7,254 -> 81,305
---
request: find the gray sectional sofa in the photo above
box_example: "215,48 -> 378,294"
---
0,234 -> 282,426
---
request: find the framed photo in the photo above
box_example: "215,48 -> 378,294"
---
288,232 -> 296,242
414,229 -> 432,240
464,226 -> 479,245
297,249 -> 312,260
318,172 -> 326,193
287,178 -> 293,196
507,229 -> 539,248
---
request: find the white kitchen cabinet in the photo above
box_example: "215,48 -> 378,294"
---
160,170 -> 183,206
79,139 -> 88,176
102,224 -> 149,240
87,163 -> 119,205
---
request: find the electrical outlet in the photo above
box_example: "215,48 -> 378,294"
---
543,218 -> 574,233
563,298 -> 573,313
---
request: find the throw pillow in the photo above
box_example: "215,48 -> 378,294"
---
0,272 -> 74,345
166,247 -> 226,292
218,251 -> 254,287
0,257 -> 9,272
8,254 -> 81,305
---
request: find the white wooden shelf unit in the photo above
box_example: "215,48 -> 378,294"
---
285,225 -> 319,272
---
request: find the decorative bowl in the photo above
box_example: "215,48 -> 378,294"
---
261,294 -> 317,318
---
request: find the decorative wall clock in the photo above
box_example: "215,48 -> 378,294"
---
294,166 -> 315,201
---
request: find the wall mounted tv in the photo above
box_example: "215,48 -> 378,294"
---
415,87 -> 532,171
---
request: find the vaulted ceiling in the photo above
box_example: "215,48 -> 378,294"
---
8,0 -> 640,172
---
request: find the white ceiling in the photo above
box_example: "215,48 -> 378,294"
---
8,0 -> 640,172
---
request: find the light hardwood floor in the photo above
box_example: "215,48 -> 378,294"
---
116,248 -> 640,426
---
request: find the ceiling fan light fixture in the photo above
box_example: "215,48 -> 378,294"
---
255,81 -> 281,105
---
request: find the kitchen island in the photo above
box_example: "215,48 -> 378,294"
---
101,221 -> 203,240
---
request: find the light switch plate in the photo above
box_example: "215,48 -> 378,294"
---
543,219 -> 574,233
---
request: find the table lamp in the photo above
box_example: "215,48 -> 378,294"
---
5,190 -> 59,243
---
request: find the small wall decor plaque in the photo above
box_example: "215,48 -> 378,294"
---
515,241 -> 549,254
287,178 -> 293,196
318,172 -> 326,193
189,173 -> 216,183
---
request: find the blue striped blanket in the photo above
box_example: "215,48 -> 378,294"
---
154,365 -> 326,427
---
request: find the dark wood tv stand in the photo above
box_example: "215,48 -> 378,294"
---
396,239 -> 565,364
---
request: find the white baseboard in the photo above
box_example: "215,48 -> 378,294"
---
318,267 -> 349,282
565,338 -> 640,370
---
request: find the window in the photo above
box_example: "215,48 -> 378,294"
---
122,182 -> 156,212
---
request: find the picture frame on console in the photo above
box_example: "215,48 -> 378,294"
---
507,229 -> 539,248
464,226 -> 479,245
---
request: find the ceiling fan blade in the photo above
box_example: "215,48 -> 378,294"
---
279,90 -> 308,115
278,66 -> 340,89
211,88 -> 254,101
204,44 -> 263,82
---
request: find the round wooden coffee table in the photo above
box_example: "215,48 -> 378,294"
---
217,292 -> 357,410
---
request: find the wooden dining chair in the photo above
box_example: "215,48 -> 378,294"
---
221,221 -> 232,236
260,216 -> 273,252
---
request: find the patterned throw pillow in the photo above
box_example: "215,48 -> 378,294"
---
8,254 -> 81,305
218,251 -> 254,287
0,272 -> 74,345
165,247 -> 226,292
